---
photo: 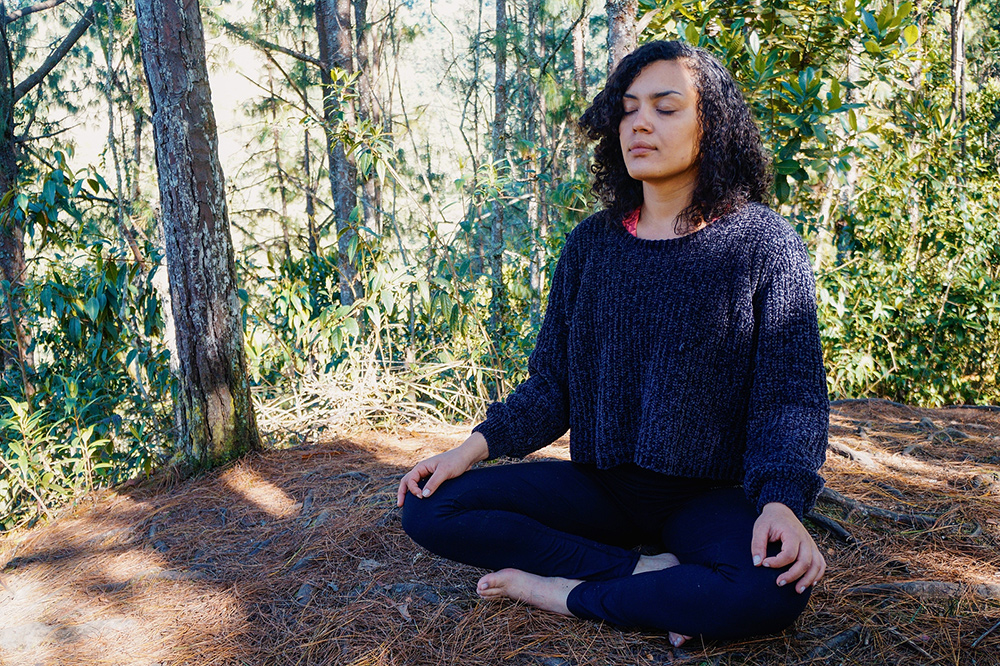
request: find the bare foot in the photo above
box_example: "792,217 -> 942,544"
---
477,568 -> 581,616
631,552 -> 680,576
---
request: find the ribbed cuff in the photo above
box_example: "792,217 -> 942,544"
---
471,415 -> 509,460
754,478 -> 808,519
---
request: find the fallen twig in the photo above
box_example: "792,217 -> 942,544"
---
886,626 -> 934,660
804,511 -> 854,543
827,441 -> 879,471
805,624 -> 862,661
972,618 -> 1000,648
830,398 -> 914,410
847,581 -> 1000,600
943,404 -> 1000,413
818,487 -> 938,528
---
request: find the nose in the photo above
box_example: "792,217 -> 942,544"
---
629,103 -> 654,133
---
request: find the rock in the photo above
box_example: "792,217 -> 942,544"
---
918,417 -> 936,430
301,489 -> 315,516
290,553 -> 318,572
308,509 -> 333,528
358,558 -> 382,572
295,582 -> 316,606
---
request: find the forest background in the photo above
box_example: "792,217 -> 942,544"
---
0,0 -> 998,530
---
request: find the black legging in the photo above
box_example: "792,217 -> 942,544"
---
401,460 -> 810,640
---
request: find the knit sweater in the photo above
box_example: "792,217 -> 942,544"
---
473,203 -> 829,518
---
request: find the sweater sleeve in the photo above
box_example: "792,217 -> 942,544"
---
471,223 -> 584,459
742,232 -> 829,519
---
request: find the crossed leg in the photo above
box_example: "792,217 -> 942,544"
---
401,463 -> 809,642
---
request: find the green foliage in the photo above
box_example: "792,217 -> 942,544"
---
1,154 -> 171,530
641,0 -> 1000,405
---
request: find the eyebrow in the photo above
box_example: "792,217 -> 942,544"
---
622,90 -> 682,100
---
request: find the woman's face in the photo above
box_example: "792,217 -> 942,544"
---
618,59 -> 701,190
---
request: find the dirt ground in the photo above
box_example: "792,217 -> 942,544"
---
1,400 -> 999,665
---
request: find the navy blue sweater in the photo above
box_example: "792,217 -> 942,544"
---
473,203 -> 828,518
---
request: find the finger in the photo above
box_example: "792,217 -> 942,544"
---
776,553 -> 810,588
798,550 -> 826,592
396,478 -> 407,507
405,469 -> 426,499
750,519 -> 769,566
763,537 -> 800,569
796,558 -> 824,593
421,467 -> 449,497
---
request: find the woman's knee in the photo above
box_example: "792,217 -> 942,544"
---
710,569 -> 811,639
400,491 -> 448,549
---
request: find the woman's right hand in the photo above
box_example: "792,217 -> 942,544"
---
396,432 -> 490,507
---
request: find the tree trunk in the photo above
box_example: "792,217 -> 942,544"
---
303,126 -> 319,258
573,12 -> 586,99
488,0 -> 507,349
267,68 -> 291,265
606,0 -> 637,75
0,12 -> 30,385
316,0 -> 360,307
950,0 -> 966,123
135,0 -> 260,469
354,0 -> 381,236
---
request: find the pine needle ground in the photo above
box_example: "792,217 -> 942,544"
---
1,400 -> 998,665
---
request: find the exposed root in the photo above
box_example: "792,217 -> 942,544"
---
847,581 -> 1000,600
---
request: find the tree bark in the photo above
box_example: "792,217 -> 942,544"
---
606,0 -> 636,75
573,12 -> 586,100
316,0 -> 360,307
0,8 -> 26,378
488,0 -> 507,348
950,0 -> 966,123
135,0 -> 260,469
354,0 -> 380,236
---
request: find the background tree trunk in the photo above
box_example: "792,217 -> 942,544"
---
0,17 -> 27,380
606,0 -> 636,75
354,0 -> 381,236
316,0 -> 360,307
488,0 -> 507,350
951,0 -> 966,123
135,0 -> 260,469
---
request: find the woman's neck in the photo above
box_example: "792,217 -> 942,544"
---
637,179 -> 699,240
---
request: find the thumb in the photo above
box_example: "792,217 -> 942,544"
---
751,518 -> 769,567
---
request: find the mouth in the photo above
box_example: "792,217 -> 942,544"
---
628,142 -> 656,154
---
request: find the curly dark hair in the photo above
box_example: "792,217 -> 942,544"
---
579,40 -> 771,232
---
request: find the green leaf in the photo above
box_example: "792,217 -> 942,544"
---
902,25 -> 919,45
84,296 -> 101,321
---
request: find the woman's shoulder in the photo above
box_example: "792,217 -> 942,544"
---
567,208 -> 619,240
729,202 -> 809,256
730,202 -> 798,237
559,209 -> 619,256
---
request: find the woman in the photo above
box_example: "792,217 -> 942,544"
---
396,40 -> 828,646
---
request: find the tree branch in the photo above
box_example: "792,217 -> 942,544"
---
13,1 -> 99,102
4,0 -> 69,24
216,17 -> 326,72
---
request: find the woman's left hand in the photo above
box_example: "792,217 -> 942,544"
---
750,502 -> 825,594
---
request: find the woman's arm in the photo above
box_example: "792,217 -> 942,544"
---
742,229 -> 829,590
470,223 -> 589,460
